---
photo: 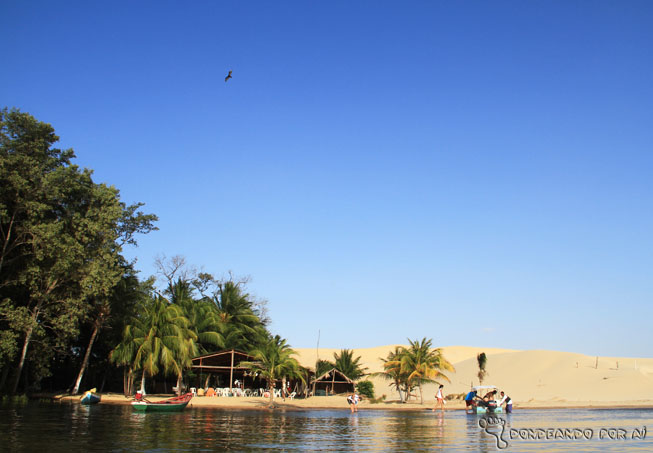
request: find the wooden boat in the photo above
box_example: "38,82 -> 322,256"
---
80,388 -> 101,405
131,393 -> 193,412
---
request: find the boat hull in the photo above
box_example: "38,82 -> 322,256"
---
131,393 -> 193,412
131,401 -> 190,412
80,392 -> 101,405
473,406 -> 503,414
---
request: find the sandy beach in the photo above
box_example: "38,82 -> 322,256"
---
55,345 -> 653,410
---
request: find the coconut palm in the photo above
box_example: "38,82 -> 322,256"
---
240,335 -> 304,407
333,349 -> 368,380
400,338 -> 455,404
110,294 -> 198,395
212,281 -> 268,349
477,352 -> 488,385
373,346 -> 410,403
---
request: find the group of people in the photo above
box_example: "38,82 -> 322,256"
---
431,385 -> 513,414
464,389 -> 513,413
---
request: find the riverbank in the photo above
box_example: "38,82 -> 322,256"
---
49,392 -> 653,411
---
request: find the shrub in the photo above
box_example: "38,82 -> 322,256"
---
356,381 -> 374,399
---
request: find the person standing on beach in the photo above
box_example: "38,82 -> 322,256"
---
498,391 -> 513,413
433,384 -> 445,412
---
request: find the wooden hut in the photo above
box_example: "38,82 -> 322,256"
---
311,368 -> 355,396
191,349 -> 263,391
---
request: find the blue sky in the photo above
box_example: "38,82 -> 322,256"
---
2,1 -> 652,356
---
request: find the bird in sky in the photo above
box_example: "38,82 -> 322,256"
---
225,70 -> 232,82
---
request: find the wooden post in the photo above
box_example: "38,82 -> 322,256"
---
595,356 -> 598,369
331,370 -> 335,395
230,350 -> 235,392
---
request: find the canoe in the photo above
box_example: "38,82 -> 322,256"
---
131,393 -> 193,412
80,389 -> 101,405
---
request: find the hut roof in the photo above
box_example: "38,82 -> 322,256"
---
311,368 -> 354,384
191,349 -> 256,371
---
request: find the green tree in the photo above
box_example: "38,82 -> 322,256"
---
315,359 -> 334,377
241,335 -> 304,408
212,280 -> 268,350
373,346 -> 409,403
110,294 -> 197,395
477,352 -> 488,385
0,108 -> 157,395
333,349 -> 367,380
379,339 -> 454,404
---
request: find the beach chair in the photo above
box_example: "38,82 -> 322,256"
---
289,392 -> 296,400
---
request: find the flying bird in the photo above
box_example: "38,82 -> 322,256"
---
225,70 -> 232,82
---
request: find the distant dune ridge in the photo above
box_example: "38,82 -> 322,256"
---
293,345 -> 653,405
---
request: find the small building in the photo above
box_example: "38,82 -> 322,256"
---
311,368 -> 355,396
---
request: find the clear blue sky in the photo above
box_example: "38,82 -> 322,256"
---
2,1 -> 652,357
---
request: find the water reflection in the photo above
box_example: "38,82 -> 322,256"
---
0,401 -> 651,452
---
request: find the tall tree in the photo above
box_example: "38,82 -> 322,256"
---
241,335 -> 304,408
477,352 -> 488,385
381,339 -> 454,404
109,293 -> 198,395
373,346 -> 409,403
332,349 -> 367,380
0,108 -> 157,395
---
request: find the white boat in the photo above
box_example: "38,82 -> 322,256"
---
467,385 -> 503,414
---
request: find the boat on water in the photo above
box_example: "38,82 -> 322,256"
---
80,388 -> 101,405
131,393 -> 193,412
467,385 -> 503,414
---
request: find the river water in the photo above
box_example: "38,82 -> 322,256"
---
0,401 -> 650,451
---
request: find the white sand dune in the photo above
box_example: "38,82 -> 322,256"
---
294,345 -> 653,405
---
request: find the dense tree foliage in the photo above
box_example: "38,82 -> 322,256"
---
0,108 -> 157,395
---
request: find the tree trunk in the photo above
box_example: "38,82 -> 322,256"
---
140,370 -> 146,394
0,365 -> 10,393
11,307 -> 38,395
268,379 -> 275,407
176,375 -> 182,396
204,374 -> 211,389
281,377 -> 287,400
71,320 -> 101,395
418,381 -> 423,404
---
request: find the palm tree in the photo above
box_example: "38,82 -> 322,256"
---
373,346 -> 409,403
315,359 -> 334,377
241,335 -> 304,407
394,338 -> 455,404
477,352 -> 488,385
212,281 -> 268,350
333,349 -> 368,380
110,294 -> 198,395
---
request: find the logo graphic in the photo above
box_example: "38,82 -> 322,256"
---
479,416 -> 509,449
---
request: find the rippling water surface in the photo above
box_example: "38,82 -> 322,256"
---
0,401 -> 650,451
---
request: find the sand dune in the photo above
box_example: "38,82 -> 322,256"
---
294,345 -> 653,405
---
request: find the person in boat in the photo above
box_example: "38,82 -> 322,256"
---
464,390 -> 477,413
482,390 -> 496,402
498,391 -> 513,413
433,384 -> 446,412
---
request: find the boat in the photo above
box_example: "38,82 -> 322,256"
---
80,388 -> 101,405
131,392 -> 193,412
467,385 -> 503,414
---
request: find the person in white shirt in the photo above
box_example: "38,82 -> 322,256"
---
498,391 -> 513,413
433,384 -> 446,412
